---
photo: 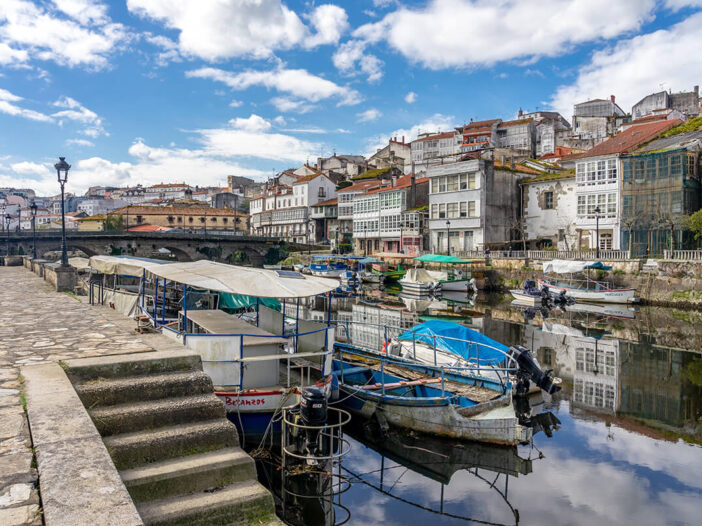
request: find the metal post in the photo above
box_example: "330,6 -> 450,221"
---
412,331 -> 416,360
281,298 -> 286,335
295,298 -> 300,353
239,335 -> 244,390
327,291 -> 332,326
432,334 -> 437,366
595,206 -> 600,259
31,205 -> 37,259
446,220 -> 451,256
381,359 -> 385,395
182,284 -> 187,334
161,278 -> 166,324
154,278 -> 159,324
440,367 -> 445,397
59,182 -> 68,266
140,269 -> 145,309
255,297 -> 259,327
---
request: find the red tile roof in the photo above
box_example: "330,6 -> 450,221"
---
494,160 -> 542,175
313,197 -> 338,207
568,119 -> 681,159
337,180 -> 383,193
109,206 -> 246,216
413,131 -> 456,142
498,118 -> 533,128
461,119 -> 501,130
127,224 -> 173,232
364,175 -> 428,194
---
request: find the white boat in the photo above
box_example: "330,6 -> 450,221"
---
539,259 -> 637,304
509,289 -> 541,305
136,260 -> 339,440
399,268 -> 443,295
413,254 -> 477,292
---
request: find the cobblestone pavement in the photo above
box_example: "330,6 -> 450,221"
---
0,267 -> 169,525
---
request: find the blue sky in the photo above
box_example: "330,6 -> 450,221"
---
1,0 -> 701,195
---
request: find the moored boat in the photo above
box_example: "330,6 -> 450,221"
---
539,259 -> 637,304
331,352 -> 531,445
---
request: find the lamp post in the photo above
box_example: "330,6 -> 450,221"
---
445,220 -> 451,256
594,206 -> 601,259
54,156 -> 71,266
399,215 -> 404,254
5,213 -> 11,256
30,201 -> 37,259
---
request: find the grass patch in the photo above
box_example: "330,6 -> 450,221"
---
63,290 -> 81,302
613,269 -> 624,275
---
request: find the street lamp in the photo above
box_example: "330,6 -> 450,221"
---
594,206 -> 601,259
5,213 -> 11,256
30,201 -> 37,259
445,219 -> 451,256
399,216 -> 404,254
54,156 -> 71,266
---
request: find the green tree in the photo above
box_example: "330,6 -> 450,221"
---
105,214 -> 124,232
685,209 -> 702,240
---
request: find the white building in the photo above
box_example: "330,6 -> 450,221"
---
77,199 -> 127,216
427,159 -> 523,253
521,173 -> 578,250
572,96 -> 627,143
336,180 -> 383,248
144,183 -> 190,201
249,170 -> 337,243
410,131 -> 462,174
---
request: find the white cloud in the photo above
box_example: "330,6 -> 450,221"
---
66,138 -> 94,147
0,41 -> 27,65
304,5 -> 349,48
0,88 -> 53,122
333,40 -> 384,82
11,161 -> 49,175
127,0 -> 348,61
549,12 -> 702,117
228,100 -> 243,108
354,0 -> 656,69
52,96 -> 107,138
0,0 -> 128,68
273,115 -> 286,126
228,114 -> 271,133
143,33 -> 181,66
357,108 -> 382,122
364,113 -> 455,156
270,96 -> 316,114
664,0 -> 702,10
187,66 -> 362,107
404,91 -> 417,104
282,127 -> 327,134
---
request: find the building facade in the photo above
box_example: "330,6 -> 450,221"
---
108,205 -> 248,232
410,131 -> 462,174
521,174 -> 578,250
572,97 -> 627,144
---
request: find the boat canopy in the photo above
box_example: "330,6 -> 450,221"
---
217,292 -> 280,312
88,255 -> 166,276
146,260 -> 338,298
398,321 -> 508,364
372,252 -> 415,259
311,255 -> 364,260
414,254 -> 472,264
543,259 -> 612,274
69,257 -> 91,270
358,257 -> 381,264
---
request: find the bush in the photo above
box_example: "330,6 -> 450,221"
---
338,243 -> 352,254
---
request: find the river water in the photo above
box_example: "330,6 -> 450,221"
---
262,288 -> 702,526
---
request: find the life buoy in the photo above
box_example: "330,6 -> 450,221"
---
381,340 -> 389,353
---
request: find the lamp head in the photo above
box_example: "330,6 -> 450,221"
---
30,201 -> 37,216
54,157 -> 71,183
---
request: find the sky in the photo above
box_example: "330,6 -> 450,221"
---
1,0 -> 702,196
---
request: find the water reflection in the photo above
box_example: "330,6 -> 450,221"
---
271,288 -> 702,525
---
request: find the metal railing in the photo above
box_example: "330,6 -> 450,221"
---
454,249 -> 631,261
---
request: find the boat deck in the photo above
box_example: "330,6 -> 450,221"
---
343,357 -> 501,403
184,310 -> 288,346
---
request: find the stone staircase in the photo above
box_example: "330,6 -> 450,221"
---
64,350 -> 281,526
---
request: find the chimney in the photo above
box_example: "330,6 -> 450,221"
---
392,175 -> 397,187
410,172 -> 417,208
402,135 -> 405,144
610,95 -> 615,103
518,108 -> 523,118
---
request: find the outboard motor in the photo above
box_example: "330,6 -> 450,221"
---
508,345 -> 562,396
300,386 -> 327,458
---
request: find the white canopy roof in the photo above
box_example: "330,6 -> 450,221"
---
146,260 -> 339,298
88,255 -> 165,276
69,257 -> 91,270
542,259 -> 597,274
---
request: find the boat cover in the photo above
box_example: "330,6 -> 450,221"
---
88,255 -> 166,276
401,268 -> 447,283
399,321 -> 508,364
542,260 -> 612,274
217,293 -> 280,312
146,260 -> 338,298
414,254 -> 472,264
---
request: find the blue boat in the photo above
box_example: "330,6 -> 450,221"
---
310,255 -> 364,278
331,349 -> 531,445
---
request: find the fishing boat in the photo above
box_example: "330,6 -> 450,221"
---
357,257 -> 383,283
335,320 -> 561,396
510,280 -> 546,306
538,259 -> 637,304
310,255 -> 364,278
339,270 -> 359,287
369,252 -> 413,282
413,254 -> 477,292
399,268 -> 442,295
330,349 -> 531,445
135,260 -> 339,440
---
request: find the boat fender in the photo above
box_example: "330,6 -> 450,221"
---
455,269 -> 463,279
387,339 -> 402,356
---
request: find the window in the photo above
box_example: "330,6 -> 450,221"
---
447,202 -> 458,218
167,216 -> 174,223
431,178 -> 439,194
188,217 -> 193,223
459,202 -> 467,218
544,192 -> 554,209
431,204 -> 438,219
607,193 -> 617,215
223,217 -> 228,224
318,187 -> 326,198
211,217 -> 217,222
439,203 -> 446,219
439,177 -> 447,193
468,201 -> 476,217
177,217 -> 182,223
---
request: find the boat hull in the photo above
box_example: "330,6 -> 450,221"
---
338,387 -> 529,445
538,279 -> 636,304
440,279 -> 472,292
509,290 -> 540,305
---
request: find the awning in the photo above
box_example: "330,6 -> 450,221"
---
542,259 -> 612,274
414,254 -> 472,264
146,260 -> 338,298
69,257 -> 91,270
372,252 -> 415,259
88,255 -> 166,276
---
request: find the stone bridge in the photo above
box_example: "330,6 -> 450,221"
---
3,231 -> 314,265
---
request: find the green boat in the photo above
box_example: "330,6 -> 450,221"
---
371,263 -> 406,282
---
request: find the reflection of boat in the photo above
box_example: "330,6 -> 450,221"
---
331,350 -> 531,445
539,260 -> 637,304
347,420 -> 533,483
566,302 -> 637,319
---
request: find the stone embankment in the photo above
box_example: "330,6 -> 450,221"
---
483,258 -> 702,309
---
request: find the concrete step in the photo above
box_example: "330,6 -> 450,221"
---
137,480 -> 276,526
104,420 -> 240,470
75,370 -> 213,407
90,393 -> 226,436
121,447 -> 256,503
65,350 -> 202,381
